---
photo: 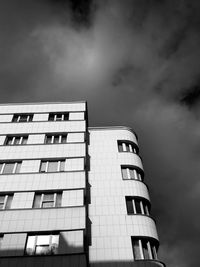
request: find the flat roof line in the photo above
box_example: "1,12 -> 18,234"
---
0,101 -> 87,106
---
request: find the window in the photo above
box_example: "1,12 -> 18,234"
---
5,135 -> 28,145
45,134 -> 67,144
0,162 -> 22,174
25,233 -> 59,255
0,194 -> 13,209
132,237 -> 158,260
118,141 -> 138,153
48,113 -> 69,121
12,114 -> 33,122
126,197 -> 150,215
121,166 -> 143,181
40,160 -> 65,173
33,192 -> 62,208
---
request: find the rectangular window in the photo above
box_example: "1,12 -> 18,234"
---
5,135 -> 28,145
0,194 -> 13,209
0,162 -> 22,174
118,141 -> 138,153
12,114 -> 33,122
33,192 -> 62,208
48,113 -> 69,121
132,237 -> 158,260
121,166 -> 142,181
40,160 -> 65,173
45,134 -> 68,144
126,197 -> 150,215
25,233 -> 59,255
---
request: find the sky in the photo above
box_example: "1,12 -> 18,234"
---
0,0 -> 200,266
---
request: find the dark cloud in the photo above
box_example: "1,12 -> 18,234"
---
0,0 -> 200,266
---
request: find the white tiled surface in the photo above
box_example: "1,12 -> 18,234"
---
67,133 -> 85,143
0,121 -> 86,135
0,233 -> 27,256
0,172 -> 86,192
20,160 -> 41,173
65,158 -> 85,171
88,129 -> 158,263
27,134 -> 45,144
0,207 -> 85,232
32,113 -> 49,121
11,192 -> 34,209
0,143 -> 86,160
0,114 -> 13,123
69,112 -> 84,121
0,102 -> 86,114
62,190 -> 84,207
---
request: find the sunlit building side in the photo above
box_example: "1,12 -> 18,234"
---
0,102 -> 165,267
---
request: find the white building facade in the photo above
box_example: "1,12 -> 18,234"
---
0,102 -> 165,267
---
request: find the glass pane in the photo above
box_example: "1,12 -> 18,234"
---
29,115 -> 33,122
40,162 -> 46,172
118,143 -> 123,152
42,202 -> 54,208
46,136 -> 52,144
43,193 -> 54,201
19,115 -> 28,122
12,115 -> 18,122
0,163 -> 3,173
142,240 -> 150,259
49,114 -> 54,121
54,136 -> 59,144
61,135 -> 67,143
129,169 -> 135,179
56,114 -> 62,121
56,193 -> 62,207
22,137 -> 28,144
35,245 -> 51,255
64,113 -> 69,121
60,160 -> 65,172
15,162 -> 22,173
3,163 -> 15,174
6,137 -> 12,145
132,240 -> 142,259
51,235 -> 59,254
135,199 -> 142,214
14,137 -> 20,145
26,236 -> 35,255
37,235 -> 50,245
5,195 -> 13,209
121,168 -> 128,179
126,198 -> 134,214
0,196 -> 5,203
0,203 -> 4,209
48,161 -> 58,172
33,194 -> 41,208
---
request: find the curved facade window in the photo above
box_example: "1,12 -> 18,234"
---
132,237 -> 158,260
118,140 -> 138,153
126,196 -> 150,215
121,166 -> 143,181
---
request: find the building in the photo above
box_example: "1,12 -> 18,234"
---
0,102 -> 165,267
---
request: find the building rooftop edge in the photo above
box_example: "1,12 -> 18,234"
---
88,126 -> 138,140
0,101 -> 87,106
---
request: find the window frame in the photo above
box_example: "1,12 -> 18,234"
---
132,237 -> 158,261
12,114 -> 33,123
25,232 -> 59,256
40,159 -> 65,173
5,135 -> 28,145
33,191 -> 62,208
121,166 -> 143,181
126,196 -> 150,216
0,161 -> 22,174
45,134 -> 68,144
48,113 -> 69,122
0,194 -> 13,210
118,140 -> 138,154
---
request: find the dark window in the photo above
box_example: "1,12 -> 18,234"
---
118,141 -> 138,153
45,134 -> 68,144
12,114 -> 33,122
5,135 -> 28,145
132,237 -> 158,260
126,197 -> 150,215
0,194 -> 13,209
121,166 -> 142,181
33,192 -> 62,208
0,162 -> 22,174
48,113 -> 69,121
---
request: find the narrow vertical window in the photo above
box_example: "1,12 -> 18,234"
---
118,141 -> 138,154
121,166 -> 143,181
0,194 -> 13,209
132,237 -> 158,261
33,192 -> 62,208
126,197 -> 150,215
